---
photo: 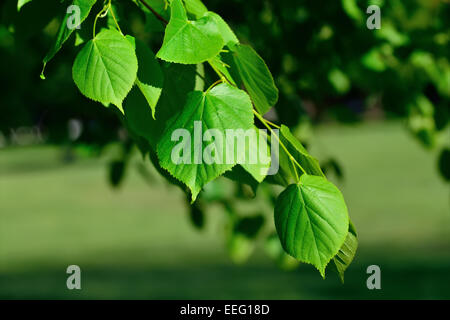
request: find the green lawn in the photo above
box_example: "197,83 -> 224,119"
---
0,121 -> 449,299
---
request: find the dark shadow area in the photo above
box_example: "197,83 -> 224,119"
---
1,250 -> 449,299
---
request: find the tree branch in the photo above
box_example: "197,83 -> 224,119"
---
137,0 -> 169,25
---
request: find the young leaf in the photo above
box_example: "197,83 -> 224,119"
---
42,0 -> 97,73
225,44 -> 279,115
72,29 -> 138,112
157,83 -> 254,201
274,175 -> 349,277
156,0 -> 223,64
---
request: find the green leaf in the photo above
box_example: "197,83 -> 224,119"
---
156,0 -> 223,64
225,44 -> 278,114
157,83 -> 254,201
274,175 -> 349,277
72,29 -> 138,112
280,125 -> 324,177
42,0 -> 97,74
128,37 -> 164,118
205,12 -> 239,47
330,221 -> 358,283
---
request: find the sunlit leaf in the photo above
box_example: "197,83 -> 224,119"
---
157,83 -> 254,201
72,29 -> 138,112
274,175 -> 349,277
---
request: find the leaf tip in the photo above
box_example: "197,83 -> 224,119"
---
40,63 -> 47,80
319,268 -> 327,279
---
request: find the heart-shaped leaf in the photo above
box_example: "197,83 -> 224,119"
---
274,175 -> 349,277
157,83 -> 254,201
72,29 -> 138,111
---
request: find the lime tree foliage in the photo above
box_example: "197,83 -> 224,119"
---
1,0 -> 448,180
27,0 -> 358,279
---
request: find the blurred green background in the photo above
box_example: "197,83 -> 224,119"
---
0,0 -> 449,299
1,122 -> 449,299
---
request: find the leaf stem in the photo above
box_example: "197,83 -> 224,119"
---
253,109 -> 306,178
206,79 -> 224,93
109,1 -> 123,35
208,61 -> 230,85
202,42 -> 299,179
264,118 -> 280,129
93,3 -> 109,38
290,155 -> 300,181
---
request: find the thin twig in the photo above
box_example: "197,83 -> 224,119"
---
138,0 -> 169,25
253,109 -> 307,177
